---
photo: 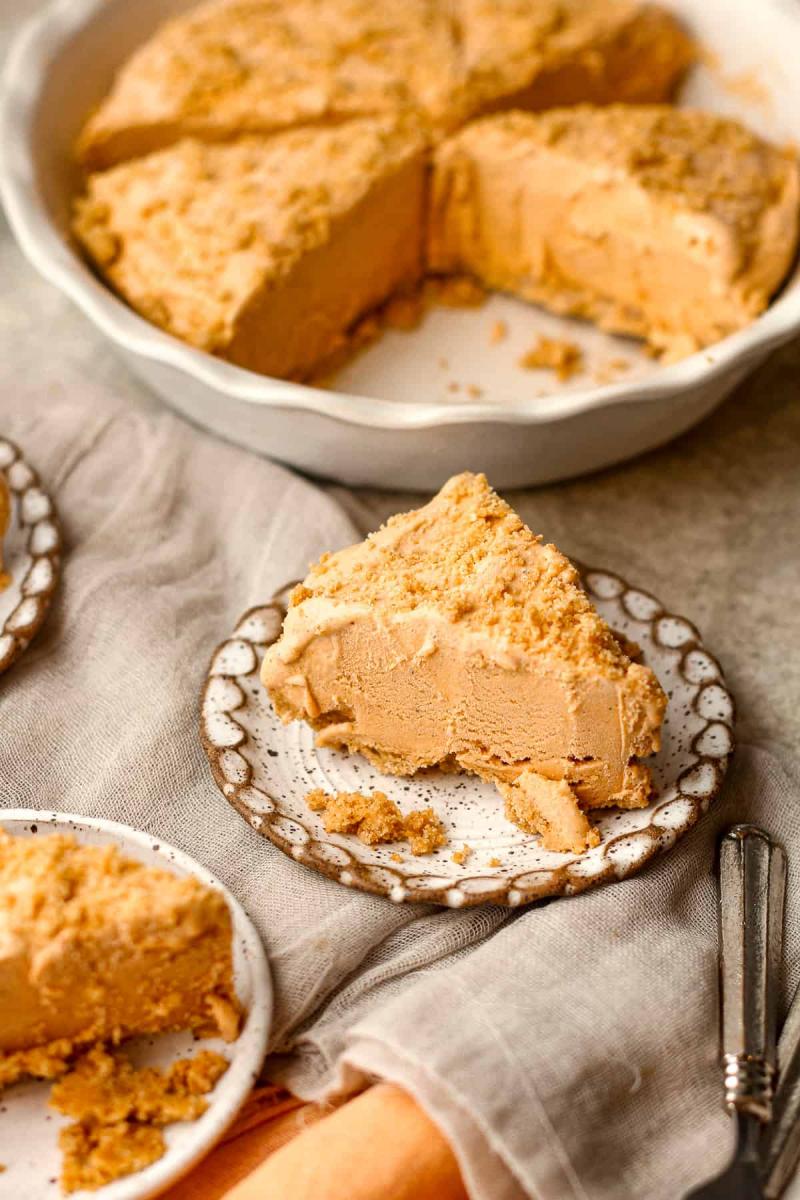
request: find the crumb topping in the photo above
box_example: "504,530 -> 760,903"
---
0,830 -> 228,953
455,105 -> 798,249
518,335 -> 583,380
78,0 -> 691,168
293,472 -> 632,674
451,844 -> 472,865
53,1046 -> 228,1193
306,789 -> 446,854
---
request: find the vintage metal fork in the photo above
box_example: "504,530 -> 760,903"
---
685,826 -> 786,1200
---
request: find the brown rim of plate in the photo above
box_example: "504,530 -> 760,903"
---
0,436 -> 62,676
199,572 -> 735,908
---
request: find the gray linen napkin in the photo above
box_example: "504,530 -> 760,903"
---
2,368 -> 800,1200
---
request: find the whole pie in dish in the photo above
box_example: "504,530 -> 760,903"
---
72,0 -> 798,379
0,830 -> 240,1086
261,472 -> 667,853
71,0 -> 733,380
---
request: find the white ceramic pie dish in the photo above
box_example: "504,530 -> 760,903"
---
1,0 -> 799,490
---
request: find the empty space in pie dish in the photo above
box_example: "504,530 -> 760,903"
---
201,570 -> 734,908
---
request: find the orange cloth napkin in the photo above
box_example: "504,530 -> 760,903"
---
161,1084 -> 467,1200
160,1085 -> 326,1200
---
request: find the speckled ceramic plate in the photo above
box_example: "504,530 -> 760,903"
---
0,437 -> 62,675
201,572 -> 734,908
0,811 -> 272,1200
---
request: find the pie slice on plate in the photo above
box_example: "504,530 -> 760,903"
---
0,830 -> 240,1087
261,472 -> 667,852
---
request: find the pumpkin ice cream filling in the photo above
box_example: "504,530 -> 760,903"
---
262,473 -> 666,853
428,105 -> 800,359
73,117 -> 427,382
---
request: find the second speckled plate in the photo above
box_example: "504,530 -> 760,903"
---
200,571 -> 734,908
0,436 -> 62,675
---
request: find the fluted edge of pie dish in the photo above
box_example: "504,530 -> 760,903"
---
0,437 -> 62,676
2,0 -> 800,434
199,571 -> 735,908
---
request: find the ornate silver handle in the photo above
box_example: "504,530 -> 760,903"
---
719,825 -> 785,1122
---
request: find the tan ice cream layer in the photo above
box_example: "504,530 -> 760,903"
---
73,117 -> 426,381
262,473 -> 667,851
428,105 -> 800,359
76,0 -> 692,169
0,832 -> 239,1077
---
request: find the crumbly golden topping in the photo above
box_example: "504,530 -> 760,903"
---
293,472 -> 632,674
78,0 -> 466,164
456,105 -> 799,247
451,844 -> 472,865
53,1046 -> 228,1193
452,0 -> 687,109
519,335 -> 583,380
402,808 -> 448,855
78,0 -> 693,171
306,789 -> 447,854
0,830 -> 228,952
73,116 -> 425,353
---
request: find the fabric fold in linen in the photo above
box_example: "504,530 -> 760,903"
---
279,748 -> 800,1200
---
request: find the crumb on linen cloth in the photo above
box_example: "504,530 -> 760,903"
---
451,845 -> 472,865
518,336 -> 583,381
307,790 -> 447,855
51,1046 -> 228,1193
